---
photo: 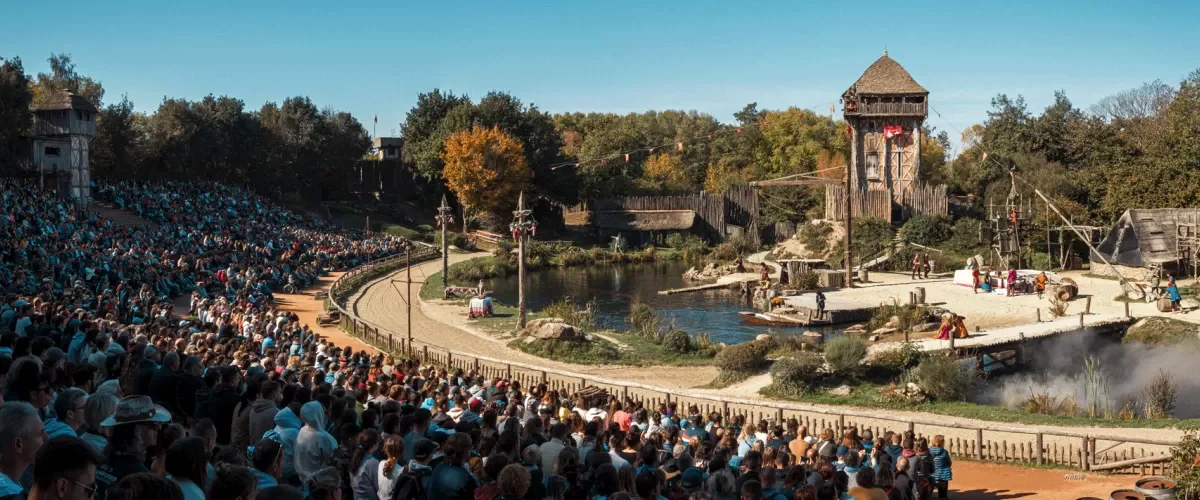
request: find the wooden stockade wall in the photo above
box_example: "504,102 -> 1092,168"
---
825,182 -> 948,223
328,254 -> 1177,476
568,186 -> 760,246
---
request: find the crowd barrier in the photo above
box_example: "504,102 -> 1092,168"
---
326,251 -> 1177,476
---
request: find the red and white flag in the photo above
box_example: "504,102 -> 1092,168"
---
884,125 -> 903,139
374,115 -> 378,124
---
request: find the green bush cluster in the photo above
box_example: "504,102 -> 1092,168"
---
706,235 -> 753,264
540,299 -> 597,333
798,221 -> 834,255
433,231 -> 472,249
901,214 -> 954,246
823,335 -> 868,377
627,302 -> 660,338
665,233 -> 708,260
909,354 -> 977,401
716,340 -> 771,373
869,342 -> 924,375
663,329 -> 693,353
770,351 -> 824,388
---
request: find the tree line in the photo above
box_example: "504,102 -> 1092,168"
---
0,54 -> 370,201
3,53 -> 1199,231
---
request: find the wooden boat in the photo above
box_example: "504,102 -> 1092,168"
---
738,311 -> 826,327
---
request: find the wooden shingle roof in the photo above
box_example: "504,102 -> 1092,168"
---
846,52 -> 927,95
35,90 -> 99,113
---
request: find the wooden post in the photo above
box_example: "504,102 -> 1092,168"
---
1082,436 -> 1090,471
976,429 -> 984,460
422,345 -> 428,362
516,192 -> 530,329
1079,312 -> 1084,327
506,364 -> 512,379
439,195 -> 450,287
1089,438 -> 1096,470
407,249 -> 413,349
1125,300 -> 1130,317
1036,308 -> 1041,322
844,164 -> 853,289
1086,296 -> 1092,314
1036,433 -> 1044,464
541,371 -> 548,385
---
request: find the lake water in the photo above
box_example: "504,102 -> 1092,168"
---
485,260 -> 836,344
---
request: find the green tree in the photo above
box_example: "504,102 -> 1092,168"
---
401,89 -> 471,181
31,53 -> 104,108
0,56 -> 32,174
91,95 -> 139,179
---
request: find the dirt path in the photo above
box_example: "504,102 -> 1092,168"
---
272,271 -> 379,353
947,462 -> 1136,499
335,255 -> 1184,445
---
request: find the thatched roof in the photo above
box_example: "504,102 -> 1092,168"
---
594,210 -> 695,232
846,52 -> 927,95
35,90 -> 99,113
1092,208 -> 1198,266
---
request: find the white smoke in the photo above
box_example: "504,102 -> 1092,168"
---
974,329 -> 1200,418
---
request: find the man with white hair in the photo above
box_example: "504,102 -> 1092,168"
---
44,389 -> 88,439
0,402 -> 47,498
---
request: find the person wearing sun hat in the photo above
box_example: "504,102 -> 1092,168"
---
94,396 -> 172,498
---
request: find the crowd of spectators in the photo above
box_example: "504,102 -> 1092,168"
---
0,180 -> 954,500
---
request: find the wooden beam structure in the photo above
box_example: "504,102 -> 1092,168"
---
750,178 -> 841,187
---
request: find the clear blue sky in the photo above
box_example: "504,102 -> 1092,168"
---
3,0 -> 1197,152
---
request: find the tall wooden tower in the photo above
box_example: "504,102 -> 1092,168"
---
30,90 -> 98,204
842,51 -> 928,203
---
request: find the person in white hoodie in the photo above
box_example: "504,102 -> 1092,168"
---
294,401 -> 337,486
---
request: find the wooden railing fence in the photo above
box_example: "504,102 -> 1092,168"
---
327,253 -> 1177,476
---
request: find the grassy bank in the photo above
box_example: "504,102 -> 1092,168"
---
509,331 -> 716,367
1123,316 -> 1199,345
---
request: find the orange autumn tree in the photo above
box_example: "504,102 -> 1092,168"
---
441,125 -> 530,225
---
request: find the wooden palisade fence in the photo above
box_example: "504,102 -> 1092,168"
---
329,252 -> 1177,476
825,182 -> 948,223
567,185 -> 760,247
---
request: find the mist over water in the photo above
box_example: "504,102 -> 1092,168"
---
975,328 -> 1200,418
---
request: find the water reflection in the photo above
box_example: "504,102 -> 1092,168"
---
485,260 -> 837,344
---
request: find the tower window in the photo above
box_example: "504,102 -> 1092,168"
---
865,153 -> 880,180
44,147 -> 60,157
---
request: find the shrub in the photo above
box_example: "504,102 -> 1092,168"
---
798,221 -> 834,255
824,335 -> 868,377
869,342 -> 924,374
946,218 -> 985,252
847,217 -> 895,260
1170,431 -> 1200,500
770,351 -> 824,385
707,241 -> 739,263
716,340 -> 770,372
540,299 -> 597,333
434,231 -> 472,250
909,354 -> 976,402
666,233 -> 708,260
1143,369 -> 1178,419
901,214 -> 953,246
663,329 -> 693,353
789,271 -> 820,290
628,302 -> 660,338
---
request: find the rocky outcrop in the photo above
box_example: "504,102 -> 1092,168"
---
683,263 -> 740,281
523,318 -> 583,341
